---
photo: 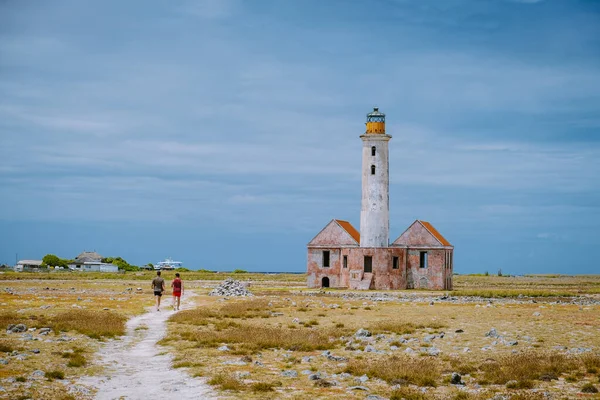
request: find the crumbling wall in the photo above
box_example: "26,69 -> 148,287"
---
406,248 -> 445,289
307,247 -> 342,288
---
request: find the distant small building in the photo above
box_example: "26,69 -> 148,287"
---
68,261 -> 118,273
69,251 -> 118,272
15,260 -> 43,272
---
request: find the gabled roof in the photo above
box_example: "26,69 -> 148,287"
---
308,219 -> 360,246
419,220 -> 451,246
335,220 -> 361,244
392,220 -> 452,247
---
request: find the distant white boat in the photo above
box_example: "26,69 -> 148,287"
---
155,258 -> 183,270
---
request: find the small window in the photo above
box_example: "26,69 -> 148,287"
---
323,250 -> 330,268
371,165 -> 376,175
343,255 -> 348,268
419,251 -> 428,268
392,256 -> 399,269
371,146 -> 376,156
364,255 -> 372,273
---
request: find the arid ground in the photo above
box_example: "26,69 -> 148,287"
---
1,272 -> 599,400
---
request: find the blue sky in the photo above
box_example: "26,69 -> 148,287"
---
1,0 -> 599,274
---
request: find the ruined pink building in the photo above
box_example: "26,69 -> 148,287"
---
307,108 -> 454,290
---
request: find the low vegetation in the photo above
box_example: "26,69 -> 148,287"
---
52,310 -> 127,338
345,355 -> 441,387
370,320 -> 446,335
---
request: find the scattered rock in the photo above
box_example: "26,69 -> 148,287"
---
427,347 -> 440,356
355,328 -> 372,338
348,386 -> 369,391
9,324 -> 27,333
327,354 -> 348,362
308,373 -> 321,380
366,396 -> 388,400
455,329 -> 464,333
485,328 -> 499,338
31,349 -> 40,354
0,359 -> 7,365
218,345 -> 230,352
30,370 -> 44,379
302,356 -> 312,363
533,312 -> 541,317
355,375 -> 369,383
209,279 -> 253,297
314,379 -> 335,387
451,372 -> 463,385
281,370 -> 298,378
364,345 -> 376,353
39,328 -> 51,335
222,360 -> 247,366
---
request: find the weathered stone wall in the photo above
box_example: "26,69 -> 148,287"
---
308,245 -> 452,290
307,247 -> 343,288
406,248 -> 446,289
341,247 -> 407,290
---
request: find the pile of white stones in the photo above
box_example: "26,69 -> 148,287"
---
209,278 -> 253,297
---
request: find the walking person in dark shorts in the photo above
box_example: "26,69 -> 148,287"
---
171,273 -> 184,311
151,271 -> 166,311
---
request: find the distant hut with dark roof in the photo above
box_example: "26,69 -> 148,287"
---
306,108 -> 454,290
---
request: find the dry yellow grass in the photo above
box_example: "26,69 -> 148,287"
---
479,352 -> 581,384
52,310 -> 126,338
370,320 -> 446,335
345,355 -> 441,387
175,322 -> 347,352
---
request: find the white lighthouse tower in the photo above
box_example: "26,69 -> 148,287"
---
359,107 -> 391,248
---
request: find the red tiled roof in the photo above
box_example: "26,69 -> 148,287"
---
419,221 -> 451,246
335,220 -> 360,244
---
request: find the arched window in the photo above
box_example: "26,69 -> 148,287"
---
371,165 -> 376,175
371,146 -> 376,156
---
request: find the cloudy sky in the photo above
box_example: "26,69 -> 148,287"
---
1,0 -> 599,274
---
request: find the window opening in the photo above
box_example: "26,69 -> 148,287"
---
392,256 -> 399,269
323,250 -> 330,268
419,251 -> 428,268
371,165 -> 376,175
364,255 -> 372,273
343,255 -> 348,268
321,277 -> 330,288
371,146 -> 376,156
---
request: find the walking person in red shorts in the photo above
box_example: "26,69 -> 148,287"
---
171,273 -> 184,311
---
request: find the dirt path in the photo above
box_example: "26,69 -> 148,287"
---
78,293 -> 216,400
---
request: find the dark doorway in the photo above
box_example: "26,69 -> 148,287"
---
322,277 -> 330,288
364,256 -> 372,273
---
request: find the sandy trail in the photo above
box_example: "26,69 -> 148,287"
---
79,293 -> 215,400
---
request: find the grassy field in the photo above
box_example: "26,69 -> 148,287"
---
162,283 -> 600,399
1,273 -> 599,399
